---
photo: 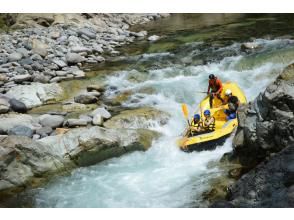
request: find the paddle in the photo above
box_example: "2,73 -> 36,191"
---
181,103 -> 190,126
195,91 -> 207,94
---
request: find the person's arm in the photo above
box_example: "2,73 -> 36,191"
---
207,83 -> 211,94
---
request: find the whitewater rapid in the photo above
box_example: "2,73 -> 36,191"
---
33,38 -> 294,207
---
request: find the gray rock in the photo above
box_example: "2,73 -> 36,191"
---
74,93 -> 98,104
0,68 -> 9,73
8,98 -> 27,113
39,114 -> 64,129
6,83 -> 64,109
77,28 -> 96,39
90,107 -> 111,119
148,35 -> 160,41
52,59 -> 67,68
16,48 -> 29,57
8,52 -> 23,62
0,113 -> 34,133
32,39 -> 48,57
64,119 -> 88,127
79,114 -> 93,123
33,74 -> 50,83
11,74 -> 32,83
71,46 -> 91,53
66,53 -> 85,64
92,114 -> 103,126
38,126 -> 157,167
0,98 -> 10,114
8,125 -> 34,137
36,126 -> 53,137
31,54 -> 43,61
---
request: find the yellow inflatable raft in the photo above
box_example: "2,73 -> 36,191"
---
178,82 -> 247,152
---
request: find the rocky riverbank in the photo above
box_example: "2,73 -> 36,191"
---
0,13 -> 170,201
207,63 -> 294,207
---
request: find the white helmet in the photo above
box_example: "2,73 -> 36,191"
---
225,89 -> 232,96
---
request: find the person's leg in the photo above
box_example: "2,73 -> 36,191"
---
209,93 -> 213,108
226,112 -> 236,120
217,93 -> 224,103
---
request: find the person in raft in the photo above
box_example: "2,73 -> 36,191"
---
203,110 -> 215,132
223,89 -> 240,120
190,114 -> 203,134
207,74 -> 225,108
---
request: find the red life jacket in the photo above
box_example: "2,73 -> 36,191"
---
208,78 -> 223,93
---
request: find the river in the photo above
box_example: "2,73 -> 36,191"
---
22,14 -> 294,207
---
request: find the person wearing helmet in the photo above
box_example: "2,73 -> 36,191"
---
190,113 -> 203,134
223,89 -> 240,120
207,74 -> 224,108
203,110 -> 215,132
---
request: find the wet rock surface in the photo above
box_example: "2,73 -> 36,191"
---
211,63 -> 294,207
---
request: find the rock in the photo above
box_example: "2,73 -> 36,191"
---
62,102 -> 89,112
74,93 -> 98,104
8,52 -> 23,62
31,54 -> 43,61
90,107 -> 111,119
66,53 -> 85,64
32,39 -> 48,57
103,107 -> 170,129
71,46 -> 91,53
72,70 -> 85,79
36,126 -> 53,137
86,84 -> 105,93
0,113 -> 34,133
226,145 -> 294,207
11,74 -> 32,83
79,115 -> 93,123
77,28 -> 96,39
6,83 -> 64,109
52,59 -> 67,68
0,98 -> 10,114
8,125 -> 34,137
8,98 -> 27,113
241,42 -> 261,51
49,31 -> 60,39
38,126 -> 157,167
39,114 -> 64,129
92,114 -> 103,126
33,74 -> 50,83
16,48 -> 29,58
0,135 -> 64,195
64,119 -> 88,128
0,68 -> 9,74
148,35 -> 160,41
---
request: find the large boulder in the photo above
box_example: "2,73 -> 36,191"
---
0,113 -> 35,134
39,114 -> 64,129
103,107 -> 170,129
231,63 -> 294,167
0,135 -> 64,196
38,126 -> 158,167
6,83 -> 64,109
223,144 -> 294,207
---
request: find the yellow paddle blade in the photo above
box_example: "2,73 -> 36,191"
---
181,103 -> 189,119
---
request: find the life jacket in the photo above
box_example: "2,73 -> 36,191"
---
208,78 -> 223,93
191,119 -> 202,128
203,116 -> 215,131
